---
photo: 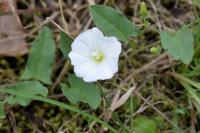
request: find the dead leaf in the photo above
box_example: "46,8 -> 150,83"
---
0,1 -> 8,12
109,85 -> 136,111
0,0 -> 28,56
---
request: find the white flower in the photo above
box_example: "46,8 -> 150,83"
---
69,27 -> 121,82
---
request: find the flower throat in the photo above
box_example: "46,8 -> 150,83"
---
92,50 -> 104,62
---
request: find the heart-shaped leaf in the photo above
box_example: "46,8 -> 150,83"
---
160,28 -> 194,64
61,75 -> 101,109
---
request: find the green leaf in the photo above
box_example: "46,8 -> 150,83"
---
61,75 -> 101,109
181,81 -> 200,113
4,81 -> 48,106
89,5 -> 138,43
185,65 -> 200,78
132,116 -> 157,133
192,23 -> 200,44
181,82 -> 200,105
0,101 -> 5,119
193,0 -> 200,8
175,107 -> 187,115
160,28 -> 194,64
0,87 -> 116,132
21,27 -> 56,84
174,73 -> 200,91
193,23 -> 200,57
6,96 -> 31,106
59,31 -> 73,58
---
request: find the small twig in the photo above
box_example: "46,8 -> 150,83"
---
87,0 -> 95,5
58,0 -> 69,33
50,61 -> 70,93
148,0 -> 162,31
175,0 -> 180,8
48,93 -> 64,99
124,53 -> 168,83
132,96 -> 152,117
83,17 -> 92,30
46,17 -> 67,35
190,109 -> 196,133
8,110 -> 17,133
29,12 -> 59,36
133,90 -> 181,130
1,7 -> 59,15
0,12 -> 59,44
8,0 -> 23,28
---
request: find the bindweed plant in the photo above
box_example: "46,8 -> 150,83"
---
1,1 -> 200,132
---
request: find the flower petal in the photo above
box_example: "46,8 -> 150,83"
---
83,67 -> 98,82
83,61 -> 114,82
98,62 -> 114,79
100,37 -> 122,59
69,51 -> 90,66
71,40 -> 92,57
105,58 -> 119,73
73,27 -> 104,52
74,60 -> 96,78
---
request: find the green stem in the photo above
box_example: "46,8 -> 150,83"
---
0,89 -> 117,133
169,72 -> 200,90
171,72 -> 191,82
35,96 -> 117,132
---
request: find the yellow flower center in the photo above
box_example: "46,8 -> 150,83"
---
92,50 -> 104,62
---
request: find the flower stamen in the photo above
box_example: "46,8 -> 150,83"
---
92,50 -> 104,62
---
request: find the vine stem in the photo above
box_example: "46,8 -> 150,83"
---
0,89 -> 117,133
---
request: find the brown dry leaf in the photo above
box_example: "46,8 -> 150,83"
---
0,1 -> 8,12
109,85 -> 136,111
0,0 -> 28,56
